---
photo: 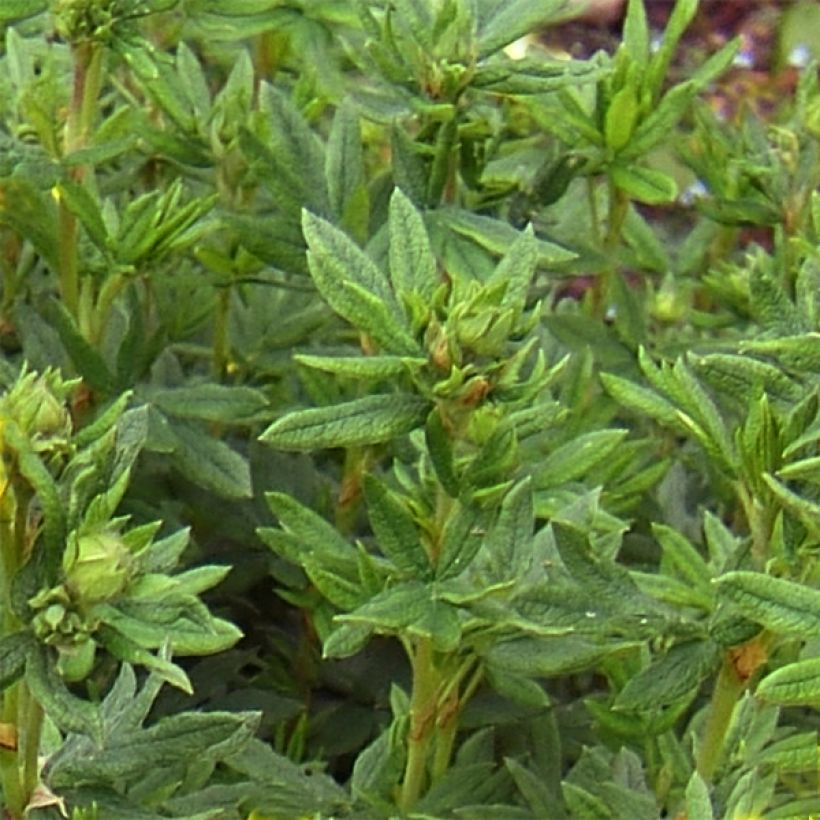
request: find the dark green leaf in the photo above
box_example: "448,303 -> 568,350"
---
0,631 -> 33,691
364,475 -> 430,578
168,420 -> 252,499
150,383 -> 269,423
616,641 -> 719,710
26,645 -> 103,742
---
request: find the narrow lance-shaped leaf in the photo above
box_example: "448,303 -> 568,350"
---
364,475 -> 431,578
615,640 -> 719,710
295,354 -> 426,381
302,211 -> 419,354
535,429 -> 628,489
260,394 -> 430,451
388,187 -> 438,303
263,492 -> 354,559
150,383 -> 270,423
621,0 -> 649,66
716,571 -> 820,637
436,502 -> 493,581
483,478 -> 534,579
652,523 -> 713,607
487,223 -> 538,320
326,99 -> 365,223
168,420 -> 252,499
477,0 -> 573,57
756,658 -> 820,706
425,407 -> 460,497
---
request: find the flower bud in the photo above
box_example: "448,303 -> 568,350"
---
0,368 -> 74,456
64,531 -> 134,605
57,637 -> 96,682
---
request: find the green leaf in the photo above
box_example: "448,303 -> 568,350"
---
505,757 -> 554,815
473,54 -> 610,95
486,668 -> 550,708
684,772 -> 714,820
338,583 -> 461,651
4,422 -> 65,569
322,623 -> 372,659
437,207 -> 576,266
562,781 -> 614,818
56,178 -> 109,252
26,645 -> 103,742
0,177 -> 59,271
260,394 -> 430,450
388,187 -> 438,303
425,407 -> 460,497
483,478 -> 534,579
652,524 -> 713,607
621,82 -> 697,159
168,420 -> 252,499
326,99 -> 366,226
302,210 -> 419,353
263,492 -> 354,559
51,710 -> 259,786
601,372 -> 682,428
689,353 -> 801,405
605,85 -> 640,153
97,626 -> 192,694
762,473 -> 820,531
716,571 -> 820,638
756,657 -> 820,706
477,0 -> 571,57
535,430 -> 628,489
621,0 -> 649,66
437,502 -> 492,581
94,602 -> 243,656
150,383 -> 269,423
0,0 -> 47,21
0,631 -> 33,691
364,475 -> 430,578
41,299 -> 114,393
615,641 -> 719,710
610,164 -> 678,204
739,334 -> 820,372
487,223 -> 538,320
645,0 -> 698,98
259,85 -> 328,215
296,353 -> 426,380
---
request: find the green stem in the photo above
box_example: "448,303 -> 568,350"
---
20,685 -> 43,800
591,177 -> 629,319
696,656 -> 746,783
59,41 -> 104,322
212,287 -> 231,381
0,475 -> 31,817
399,638 -> 438,813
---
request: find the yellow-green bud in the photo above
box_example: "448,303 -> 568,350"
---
57,637 -> 96,681
0,368 -> 74,455
64,531 -> 134,605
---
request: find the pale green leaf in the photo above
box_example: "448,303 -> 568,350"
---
535,430 -> 628,489
388,187 -> 438,303
716,571 -> 820,637
260,394 -> 430,450
756,657 -> 820,706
